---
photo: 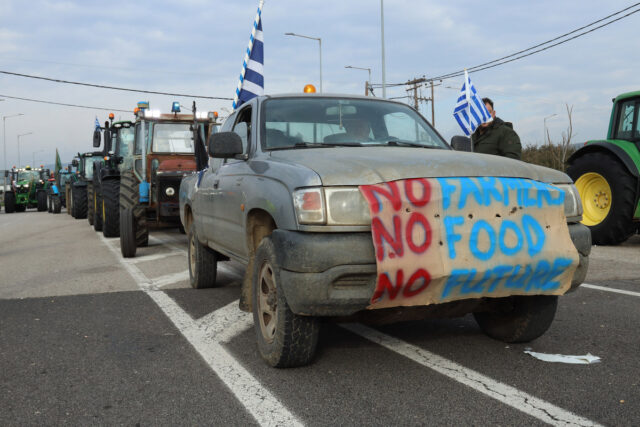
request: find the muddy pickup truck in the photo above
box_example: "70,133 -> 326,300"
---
180,94 -> 590,368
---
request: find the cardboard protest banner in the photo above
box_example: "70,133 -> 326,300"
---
359,177 -> 579,310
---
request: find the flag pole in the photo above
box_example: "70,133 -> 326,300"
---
465,69 -> 473,152
233,0 -> 265,109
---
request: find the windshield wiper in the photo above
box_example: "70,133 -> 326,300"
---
294,142 -> 362,148
383,140 -> 442,149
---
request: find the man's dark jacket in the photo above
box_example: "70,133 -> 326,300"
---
471,117 -> 522,160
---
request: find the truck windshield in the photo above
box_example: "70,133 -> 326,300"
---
117,126 -> 135,156
262,97 -> 448,150
17,170 -> 41,181
152,123 -> 194,153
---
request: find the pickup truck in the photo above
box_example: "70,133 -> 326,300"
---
180,94 -> 591,368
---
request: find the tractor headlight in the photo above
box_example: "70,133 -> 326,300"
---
165,186 -> 176,197
293,187 -> 371,225
555,183 -> 583,222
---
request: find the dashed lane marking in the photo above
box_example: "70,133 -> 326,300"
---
123,250 -> 185,264
342,324 -> 602,427
98,235 -> 302,427
581,283 -> 640,298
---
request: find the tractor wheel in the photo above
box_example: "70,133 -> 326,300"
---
120,207 -> 137,257
53,195 -> 61,214
4,192 -> 15,213
567,151 -> 637,245
66,186 -> 72,215
474,295 -> 558,343
73,186 -> 87,219
37,190 -> 47,211
102,180 -> 120,238
188,223 -> 218,288
47,193 -> 52,213
93,192 -> 103,232
87,183 -> 94,225
252,237 -> 319,368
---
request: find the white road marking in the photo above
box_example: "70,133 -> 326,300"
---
581,283 -> 640,298
97,234 -> 302,427
124,250 -> 185,264
153,270 -> 189,288
342,324 -> 602,427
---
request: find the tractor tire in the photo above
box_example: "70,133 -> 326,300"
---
102,179 -> 120,238
66,186 -> 72,215
120,170 -> 148,249
4,192 -> 15,213
87,183 -> 94,225
37,190 -> 47,211
72,186 -> 87,219
188,223 -> 218,288
52,195 -> 61,214
120,207 -> 137,257
47,193 -> 52,213
252,237 -> 319,368
474,295 -> 558,343
567,151 -> 637,245
93,191 -> 103,232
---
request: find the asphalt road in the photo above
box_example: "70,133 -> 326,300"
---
1,209 -> 639,426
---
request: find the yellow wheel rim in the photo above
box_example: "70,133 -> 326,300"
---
575,172 -> 612,226
102,199 -> 106,222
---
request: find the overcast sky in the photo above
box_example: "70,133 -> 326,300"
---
1,0 -> 638,167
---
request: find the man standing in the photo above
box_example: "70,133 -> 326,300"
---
471,98 -> 521,160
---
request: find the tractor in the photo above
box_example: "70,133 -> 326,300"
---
567,91 -> 640,245
3,166 -> 49,213
90,114 -> 135,237
119,101 -> 218,257
68,153 -> 99,219
47,167 -> 74,214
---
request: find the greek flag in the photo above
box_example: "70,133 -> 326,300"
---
232,1 -> 264,109
453,70 -> 492,136
94,117 -> 100,130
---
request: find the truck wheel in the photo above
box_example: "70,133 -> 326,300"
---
188,223 -> 218,288
102,180 -> 120,237
93,192 -> 103,232
53,195 -> 61,214
4,192 -> 15,213
87,183 -> 94,225
474,295 -> 558,343
252,237 -> 319,368
37,190 -> 47,211
567,151 -> 637,245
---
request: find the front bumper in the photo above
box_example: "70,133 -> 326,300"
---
272,222 -> 592,317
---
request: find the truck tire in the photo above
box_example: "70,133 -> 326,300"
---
53,195 -> 61,214
102,179 -> 120,237
87,183 -> 94,225
474,295 -> 558,343
73,186 -> 87,219
252,237 -> 319,368
567,151 -> 637,245
93,191 -> 103,232
4,192 -> 15,213
37,190 -> 47,211
188,223 -> 218,288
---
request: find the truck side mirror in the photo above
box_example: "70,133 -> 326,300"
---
208,132 -> 243,158
451,135 -> 472,152
93,129 -> 101,148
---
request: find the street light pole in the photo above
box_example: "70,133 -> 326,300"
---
17,132 -> 33,167
345,65 -> 372,95
381,0 -> 387,98
3,112 -> 23,191
284,32 -> 323,93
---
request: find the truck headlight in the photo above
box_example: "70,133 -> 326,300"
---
555,183 -> 583,222
293,187 -> 371,226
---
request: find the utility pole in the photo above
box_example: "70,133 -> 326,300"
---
405,77 -> 438,127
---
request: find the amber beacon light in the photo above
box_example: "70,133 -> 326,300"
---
303,84 -> 316,93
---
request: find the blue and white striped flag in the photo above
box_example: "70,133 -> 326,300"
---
232,1 -> 264,109
94,117 -> 100,130
453,70 -> 492,136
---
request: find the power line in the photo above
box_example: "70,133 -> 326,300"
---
433,2 -> 640,81
0,94 -> 130,112
373,3 -> 640,87
0,70 -> 233,100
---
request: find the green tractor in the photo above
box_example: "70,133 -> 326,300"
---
567,91 -> 640,245
3,166 -> 49,213
91,114 -> 135,237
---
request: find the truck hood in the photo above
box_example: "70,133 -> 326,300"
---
269,147 -> 571,186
